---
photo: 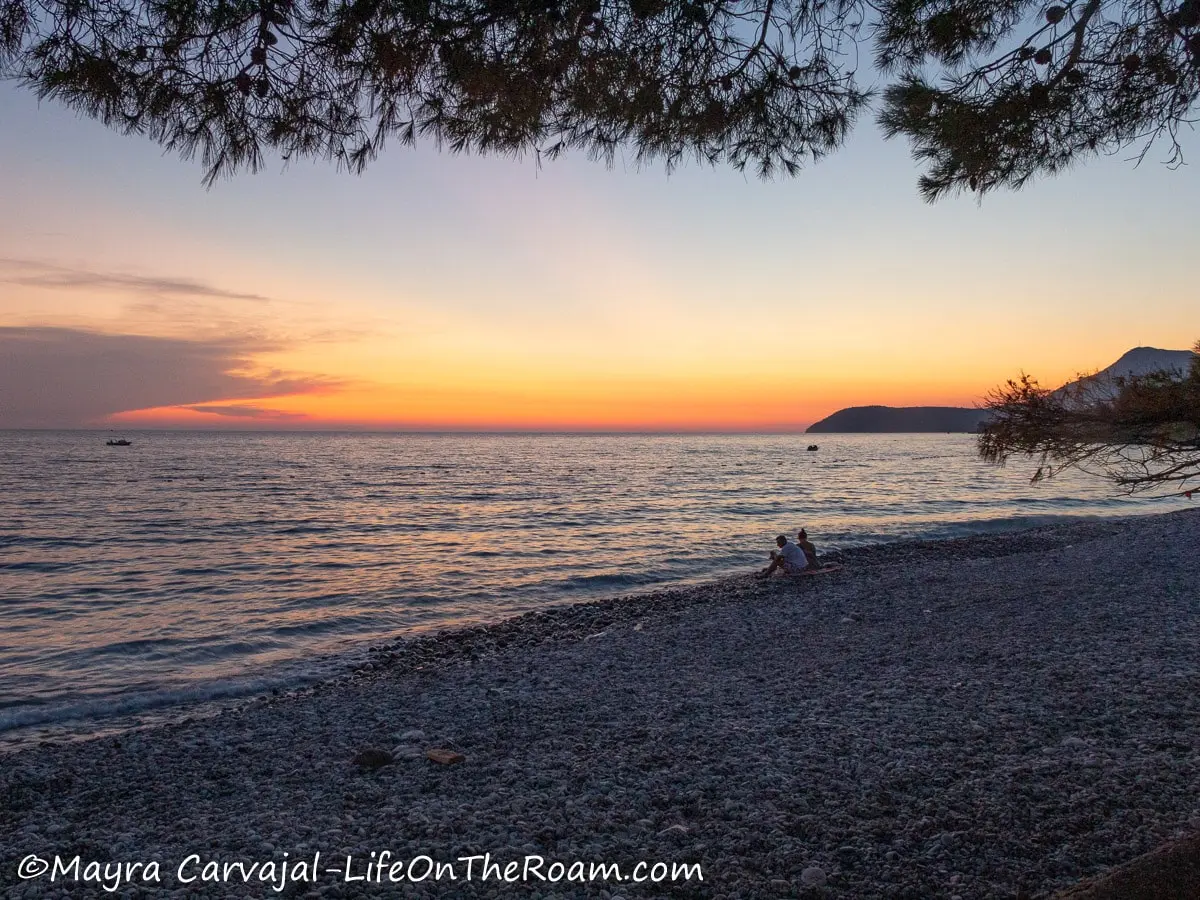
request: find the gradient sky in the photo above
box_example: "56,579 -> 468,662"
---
1,77 -> 1196,431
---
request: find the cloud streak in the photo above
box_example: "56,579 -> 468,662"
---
0,257 -> 269,302
181,404 -> 307,420
0,326 -> 340,427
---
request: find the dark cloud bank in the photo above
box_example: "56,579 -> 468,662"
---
0,327 -> 336,427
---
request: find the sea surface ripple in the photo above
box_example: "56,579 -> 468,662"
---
0,430 -> 1183,745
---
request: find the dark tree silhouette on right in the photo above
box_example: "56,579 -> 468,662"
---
979,342 -> 1200,494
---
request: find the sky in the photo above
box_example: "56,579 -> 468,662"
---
0,74 -> 1196,431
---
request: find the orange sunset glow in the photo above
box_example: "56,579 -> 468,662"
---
2,80 -> 1196,431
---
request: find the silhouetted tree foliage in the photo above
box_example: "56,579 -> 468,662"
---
979,342 -> 1200,493
2,0 -> 1197,191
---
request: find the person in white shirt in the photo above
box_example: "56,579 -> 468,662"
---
759,534 -> 809,577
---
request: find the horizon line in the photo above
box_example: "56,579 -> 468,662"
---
3,426 -> 820,435
0,427 -> 991,436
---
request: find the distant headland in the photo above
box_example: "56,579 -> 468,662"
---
806,346 -> 1193,434
805,406 -> 989,434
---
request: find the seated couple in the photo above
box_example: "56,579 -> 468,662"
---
759,529 -> 819,577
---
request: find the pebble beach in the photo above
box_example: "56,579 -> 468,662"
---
3,507 -> 1199,899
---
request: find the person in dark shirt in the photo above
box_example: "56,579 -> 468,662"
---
796,528 -> 819,569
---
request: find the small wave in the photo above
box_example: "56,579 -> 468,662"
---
903,513 -> 1108,541
556,572 -> 659,591
0,670 -> 328,735
275,524 -> 336,535
84,636 -> 192,658
0,535 -> 95,549
0,560 -> 77,572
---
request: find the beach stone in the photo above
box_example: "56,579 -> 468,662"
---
801,866 -> 827,887
425,748 -> 466,765
351,748 -> 394,769
397,728 -> 426,742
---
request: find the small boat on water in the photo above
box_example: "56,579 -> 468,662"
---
106,439 -> 132,446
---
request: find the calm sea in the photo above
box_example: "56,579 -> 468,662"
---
0,431 -> 1184,746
